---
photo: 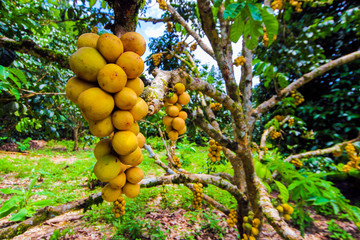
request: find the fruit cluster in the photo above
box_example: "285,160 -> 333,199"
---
226,209 -> 238,227
166,54 -> 173,60
66,31 -> 148,203
173,154 -> 181,168
270,131 -> 281,139
192,182 -> 203,210
174,41 -> 187,53
166,22 -> 173,32
277,203 -> 294,221
242,212 -> 261,240
210,102 -> 222,111
271,0 -> 283,10
207,139 -> 222,162
157,0 -> 167,10
152,53 -> 163,67
162,83 -> 190,141
288,118 -> 294,126
234,56 -> 246,66
290,158 -> 303,168
343,143 -> 359,173
190,42 -> 197,51
112,196 -> 126,218
274,115 -> 285,122
291,90 -> 304,106
289,0 -> 303,12
263,27 -> 269,47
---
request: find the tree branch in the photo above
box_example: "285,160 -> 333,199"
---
253,50 -> 360,121
0,37 -> 69,69
166,3 -> 215,58
138,17 -> 172,23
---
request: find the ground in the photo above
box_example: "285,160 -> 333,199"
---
0,141 -> 359,239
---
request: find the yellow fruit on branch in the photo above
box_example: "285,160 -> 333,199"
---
97,33 -> 124,63
120,32 -> 146,56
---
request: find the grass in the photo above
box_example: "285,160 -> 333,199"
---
0,139 -> 238,239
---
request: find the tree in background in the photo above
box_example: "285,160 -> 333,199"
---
0,0 -> 359,239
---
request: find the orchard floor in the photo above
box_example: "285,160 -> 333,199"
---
0,142 -> 359,240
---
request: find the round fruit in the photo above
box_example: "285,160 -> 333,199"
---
172,117 -> 185,131
251,227 -> 259,236
112,110 -> 134,131
69,47 -> 106,82
114,87 -> 137,110
120,32 -> 146,56
164,94 -> 178,104
129,121 -> 140,135
162,115 -> 174,126
116,52 -> 144,79
174,83 -> 185,95
277,206 -> 284,213
125,77 -> 144,96
168,130 -> 179,141
120,147 -> 142,165
165,125 -> 173,134
77,33 -> 99,49
178,126 -> 187,135
65,76 -> 96,104
88,115 -> 114,138
133,154 -> 143,166
122,182 -> 140,198
178,111 -> 188,120
175,103 -> 182,111
78,87 -> 114,121
137,133 -> 145,148
130,97 -> 148,121
94,138 -> 112,160
97,33 -> 124,63
109,172 -> 127,189
93,154 -> 122,182
125,167 -> 144,184
167,105 -> 179,117
284,214 -> 291,221
178,92 -> 190,105
97,64 -> 127,93
112,131 -> 138,156
101,183 -> 121,202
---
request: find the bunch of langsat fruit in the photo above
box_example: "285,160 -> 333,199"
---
65,31 -> 148,204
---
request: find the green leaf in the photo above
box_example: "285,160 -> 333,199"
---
261,7 -> 279,46
247,4 -> 262,21
1,188 -> 23,195
274,180 -> 289,203
31,199 -> 54,207
8,74 -> 21,89
214,0 -> 223,8
230,15 -> 244,43
89,0 -> 97,8
0,65 -> 10,80
0,196 -> 22,218
9,208 -> 28,221
223,3 -> 244,20
312,197 -> 331,206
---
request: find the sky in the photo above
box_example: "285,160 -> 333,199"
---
136,0 -> 247,84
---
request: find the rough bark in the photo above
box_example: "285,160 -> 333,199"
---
0,37 -> 69,69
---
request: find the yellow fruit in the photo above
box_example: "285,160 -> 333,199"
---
129,121 -> 140,135
120,147 -> 142,165
93,154 -> 122,182
168,130 -> 179,141
282,203 -> 290,212
112,110 -> 134,131
114,87 -> 138,110
116,52 -> 144,79
162,115 -> 174,126
97,64 -> 127,93
174,83 -> 185,95
101,183 -> 121,202
177,92 -> 190,105
65,76 -> 96,104
137,133 -> 146,148
164,94 -> 178,104
175,103 -> 182,111
109,172 -> 127,189
209,140 -> 215,145
287,206 -> 294,214
245,223 -> 252,231
126,77 -> 144,96
129,97 -> 148,121
88,115 -> 114,138
178,111 -> 188,120
112,131 -> 138,156
70,47 -> 106,82
284,214 -> 291,221
78,87 -> 114,121
277,206 -> 284,213
122,182 -> 140,198
120,32 -> 146,56
125,167 -> 144,184
251,227 -> 259,236
76,33 -> 99,49
249,236 -> 256,240
94,138 -> 112,160
165,125 -> 173,134
167,105 -> 179,117
132,154 -> 143,166
97,33 -> 124,63
172,117 -> 185,131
